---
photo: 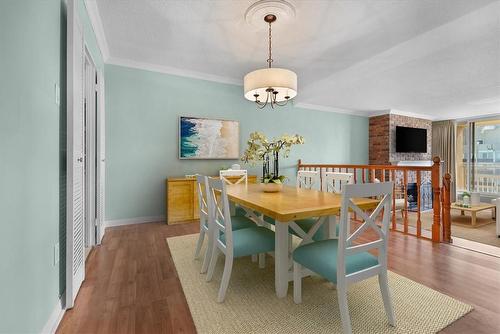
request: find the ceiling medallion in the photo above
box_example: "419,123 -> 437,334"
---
243,1 -> 297,109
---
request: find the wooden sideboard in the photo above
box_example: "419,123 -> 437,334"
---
166,175 -> 258,224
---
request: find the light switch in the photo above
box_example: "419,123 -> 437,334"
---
54,242 -> 60,266
55,83 -> 60,106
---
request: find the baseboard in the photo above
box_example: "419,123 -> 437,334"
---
104,216 -> 165,228
99,223 -> 106,243
40,298 -> 65,334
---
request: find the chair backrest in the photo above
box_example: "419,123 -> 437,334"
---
337,182 -> 393,280
219,169 -> 248,185
297,170 -> 320,190
195,174 -> 209,221
323,172 -> 354,194
207,178 -> 233,254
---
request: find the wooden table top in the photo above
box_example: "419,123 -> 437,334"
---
451,202 -> 496,212
226,184 -> 379,222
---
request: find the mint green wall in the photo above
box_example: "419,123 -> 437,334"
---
0,0 -> 103,332
0,0 -> 63,332
105,64 -> 369,221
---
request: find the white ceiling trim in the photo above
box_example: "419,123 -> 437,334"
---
294,102 -> 367,117
449,112 -> 500,123
84,0 -> 110,61
106,56 -> 243,85
366,109 -> 436,120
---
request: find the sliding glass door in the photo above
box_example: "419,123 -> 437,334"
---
456,119 -> 500,198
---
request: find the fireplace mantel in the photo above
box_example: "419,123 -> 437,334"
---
395,160 -> 434,167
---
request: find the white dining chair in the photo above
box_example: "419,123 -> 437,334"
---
194,175 -> 209,262
375,177 -> 405,219
220,169 -> 249,217
297,170 -> 320,190
291,170 -> 327,241
323,172 -> 354,194
219,169 -> 248,185
293,182 -> 395,334
197,175 -> 256,274
205,178 -> 275,302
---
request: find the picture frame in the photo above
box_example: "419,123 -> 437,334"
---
178,116 -> 240,160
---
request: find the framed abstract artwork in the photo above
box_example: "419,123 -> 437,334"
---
179,116 -> 240,159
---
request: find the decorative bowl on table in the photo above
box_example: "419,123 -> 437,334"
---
261,183 -> 283,193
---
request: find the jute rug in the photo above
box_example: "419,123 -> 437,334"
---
167,234 -> 472,334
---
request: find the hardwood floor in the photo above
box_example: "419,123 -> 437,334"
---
57,221 -> 500,334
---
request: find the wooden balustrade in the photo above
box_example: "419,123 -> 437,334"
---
298,157 -> 452,243
442,173 -> 452,243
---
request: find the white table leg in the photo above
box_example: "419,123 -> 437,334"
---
275,220 -> 289,298
326,215 -> 337,239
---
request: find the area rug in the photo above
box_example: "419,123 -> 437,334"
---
408,211 -> 500,248
167,234 -> 472,334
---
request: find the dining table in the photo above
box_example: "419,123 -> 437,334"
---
226,183 -> 380,298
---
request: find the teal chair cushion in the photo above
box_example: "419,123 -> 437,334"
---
230,215 -> 256,231
234,206 -> 248,217
263,215 -> 275,224
293,239 -> 378,284
263,217 -> 335,241
220,226 -> 275,258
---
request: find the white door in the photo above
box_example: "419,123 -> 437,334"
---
66,0 -> 85,309
96,70 -> 105,244
84,51 -> 97,253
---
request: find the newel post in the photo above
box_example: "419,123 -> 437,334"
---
442,173 -> 452,243
431,156 -> 441,242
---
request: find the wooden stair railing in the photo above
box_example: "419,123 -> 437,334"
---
298,157 -> 452,243
442,173 -> 452,243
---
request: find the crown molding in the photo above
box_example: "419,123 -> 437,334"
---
106,57 -> 243,86
366,109 -> 437,121
294,102 -> 368,117
84,0 -> 110,61
449,112 -> 500,122
389,109 -> 437,120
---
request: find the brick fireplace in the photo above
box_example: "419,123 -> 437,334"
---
369,112 -> 434,211
369,112 -> 432,165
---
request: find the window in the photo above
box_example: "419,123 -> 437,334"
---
456,119 -> 500,196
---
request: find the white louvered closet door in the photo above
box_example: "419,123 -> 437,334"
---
66,0 -> 85,309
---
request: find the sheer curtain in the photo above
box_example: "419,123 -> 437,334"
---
432,120 -> 456,201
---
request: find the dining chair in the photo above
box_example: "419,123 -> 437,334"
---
323,172 -> 354,194
194,175 -> 210,261
293,182 -> 395,334
197,176 -> 256,274
293,170 -> 327,241
375,177 -> 405,219
205,178 -> 275,302
220,169 -> 249,217
219,169 -> 248,185
297,170 -> 321,190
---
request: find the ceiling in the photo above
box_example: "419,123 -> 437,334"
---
89,0 -> 500,120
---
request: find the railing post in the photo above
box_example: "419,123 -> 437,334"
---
431,156 -> 441,242
442,173 -> 452,243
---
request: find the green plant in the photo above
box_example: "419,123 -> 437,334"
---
241,132 -> 304,183
263,174 -> 287,184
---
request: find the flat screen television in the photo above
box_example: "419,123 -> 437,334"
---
396,126 -> 427,153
